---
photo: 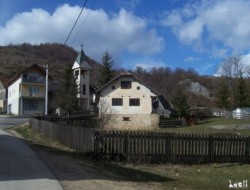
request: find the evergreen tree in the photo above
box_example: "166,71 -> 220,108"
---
98,51 -> 114,86
216,77 -> 231,109
56,64 -> 80,115
172,85 -> 190,118
233,75 -> 249,108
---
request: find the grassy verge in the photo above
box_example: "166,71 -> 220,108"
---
13,124 -> 73,152
13,124 -> 250,190
158,118 -> 250,135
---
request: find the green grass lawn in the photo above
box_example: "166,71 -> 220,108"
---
120,162 -> 250,190
157,118 -> 250,136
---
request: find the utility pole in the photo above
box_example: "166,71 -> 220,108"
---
44,64 -> 49,115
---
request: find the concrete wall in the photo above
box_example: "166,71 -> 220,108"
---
105,114 -> 159,130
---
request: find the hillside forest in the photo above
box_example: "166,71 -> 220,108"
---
1,43 -> 249,112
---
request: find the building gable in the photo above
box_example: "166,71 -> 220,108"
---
7,64 -> 45,87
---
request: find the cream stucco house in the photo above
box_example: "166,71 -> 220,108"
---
96,73 -> 171,129
7,64 -> 46,115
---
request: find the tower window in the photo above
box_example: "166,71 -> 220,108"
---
81,70 -> 87,78
74,70 -> 79,78
82,84 -> 86,95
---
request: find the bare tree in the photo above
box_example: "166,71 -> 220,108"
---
217,55 -> 249,102
218,55 -> 245,78
98,98 -> 114,128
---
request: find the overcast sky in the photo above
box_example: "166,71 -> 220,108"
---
1,0 -> 250,75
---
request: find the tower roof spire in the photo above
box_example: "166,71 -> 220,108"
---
73,45 -> 91,70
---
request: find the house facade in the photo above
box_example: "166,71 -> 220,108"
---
7,64 -> 46,115
96,73 -> 171,129
0,77 -> 9,113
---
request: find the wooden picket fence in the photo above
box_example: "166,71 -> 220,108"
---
29,118 -> 95,153
29,118 -> 250,164
94,131 -> 250,163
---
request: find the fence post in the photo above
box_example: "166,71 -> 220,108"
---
246,136 -> 250,163
209,135 -> 214,163
94,130 -> 101,155
124,132 -> 128,161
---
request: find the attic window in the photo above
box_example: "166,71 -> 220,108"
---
137,86 -> 140,90
121,81 -> 131,89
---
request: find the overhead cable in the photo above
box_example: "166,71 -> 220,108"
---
70,0 -> 96,46
63,0 -> 88,46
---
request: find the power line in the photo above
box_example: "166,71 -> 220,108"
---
70,0 -> 97,46
63,0 -> 88,46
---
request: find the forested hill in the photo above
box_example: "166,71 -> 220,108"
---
0,43 -> 102,85
0,43 -> 219,107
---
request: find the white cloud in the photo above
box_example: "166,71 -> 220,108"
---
0,4 -> 164,62
133,61 -> 166,71
242,53 -> 250,67
184,56 -> 200,62
162,0 -> 250,55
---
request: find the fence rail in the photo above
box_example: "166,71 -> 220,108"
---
29,118 -> 250,164
34,114 -> 98,127
159,119 -> 184,128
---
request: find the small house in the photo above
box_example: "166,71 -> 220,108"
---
96,73 -> 171,129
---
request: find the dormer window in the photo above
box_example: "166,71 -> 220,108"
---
121,81 -> 131,89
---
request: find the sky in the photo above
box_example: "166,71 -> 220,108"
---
1,0 -> 250,76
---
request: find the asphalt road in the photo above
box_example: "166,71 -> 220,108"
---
0,115 -> 29,130
0,116 -> 63,190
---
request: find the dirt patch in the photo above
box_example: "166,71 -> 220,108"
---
31,146 -> 161,190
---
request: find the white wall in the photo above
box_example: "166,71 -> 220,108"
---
7,78 -> 21,114
99,77 -> 157,115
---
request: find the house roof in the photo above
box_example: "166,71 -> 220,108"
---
159,95 -> 172,110
96,73 -> 161,96
0,76 -> 11,89
6,64 -> 46,87
75,49 -> 91,69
